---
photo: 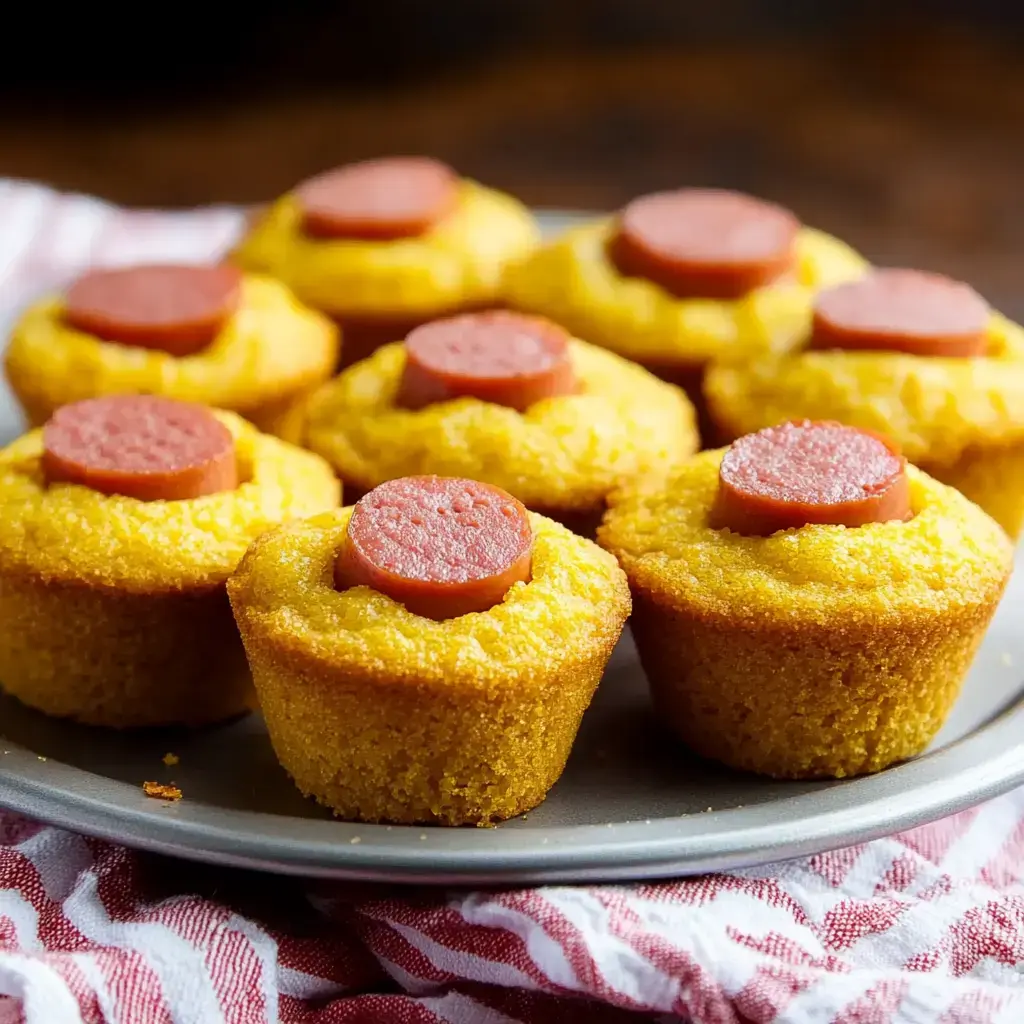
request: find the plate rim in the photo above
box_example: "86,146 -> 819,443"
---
1,694 -> 1022,884
0,208 -> 1022,883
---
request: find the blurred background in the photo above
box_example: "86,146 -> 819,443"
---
0,2 -> 1022,312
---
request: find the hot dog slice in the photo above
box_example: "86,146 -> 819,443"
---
296,157 -> 458,240
609,188 -> 800,300
397,311 -> 577,412
335,476 -> 532,620
712,420 -> 911,536
43,395 -> 238,502
809,269 -> 990,358
63,264 -> 242,357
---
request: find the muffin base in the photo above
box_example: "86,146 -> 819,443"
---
927,440 -> 1024,540
629,588 -> 1004,779
237,625 -> 613,826
0,570 -> 253,728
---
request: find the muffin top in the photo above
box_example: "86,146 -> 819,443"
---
233,174 -> 539,318
289,334 -> 698,513
0,410 -> 340,592
503,214 -> 867,366
706,290 -> 1024,468
599,446 -> 1012,629
228,506 -> 630,689
5,273 -> 338,425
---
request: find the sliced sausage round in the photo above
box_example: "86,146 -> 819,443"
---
608,188 -> 800,300
63,264 -> 243,357
335,476 -> 533,620
712,420 -> 911,536
42,395 -> 238,502
397,311 -> 577,412
296,157 -> 458,241
809,268 -> 990,358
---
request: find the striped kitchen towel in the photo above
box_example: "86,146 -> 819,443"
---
0,179 -> 1022,1024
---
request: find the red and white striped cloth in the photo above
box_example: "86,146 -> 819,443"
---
0,180 -> 1023,1024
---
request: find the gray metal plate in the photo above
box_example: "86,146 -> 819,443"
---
0,210 -> 1021,884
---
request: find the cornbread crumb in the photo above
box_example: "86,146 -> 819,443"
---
36,756 -> 47,762
349,837 -> 361,845
143,782 -> 182,801
162,753 -> 180,767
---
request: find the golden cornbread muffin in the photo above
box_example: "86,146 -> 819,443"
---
598,422 -> 1012,779
0,396 -> 340,728
281,312 -> 698,535
706,269 -> 1024,538
502,188 -> 867,434
231,157 -> 539,366
228,478 -> 631,825
4,266 -> 338,433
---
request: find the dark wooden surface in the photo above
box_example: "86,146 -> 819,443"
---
0,15 -> 1022,315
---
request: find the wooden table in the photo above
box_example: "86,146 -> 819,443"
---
0,23 -> 1021,314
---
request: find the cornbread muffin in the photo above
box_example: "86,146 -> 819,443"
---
706,272 -> 1024,537
4,269 -> 338,433
231,157 -> 539,366
502,189 -> 866,433
599,425 -> 1012,779
228,485 -> 631,825
282,315 -> 698,534
0,399 -> 340,727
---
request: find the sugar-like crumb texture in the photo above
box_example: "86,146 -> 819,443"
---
4,275 -> 339,429
228,509 -> 631,824
294,338 -> 697,513
503,221 -> 867,365
599,450 -> 1012,778
0,411 -> 341,592
232,180 -> 539,317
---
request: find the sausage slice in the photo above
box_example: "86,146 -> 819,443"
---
63,264 -> 243,357
609,188 -> 800,300
712,420 -> 911,536
296,157 -> 458,241
397,311 -> 577,412
42,395 -> 238,502
809,269 -> 990,358
335,476 -> 533,620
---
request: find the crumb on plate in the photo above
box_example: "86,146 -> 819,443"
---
143,781 -> 182,801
